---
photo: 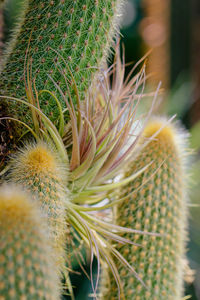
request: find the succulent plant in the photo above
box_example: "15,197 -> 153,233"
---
0,0 -> 122,124
0,185 -> 60,299
0,1 -> 191,299
101,118 -> 189,300
9,142 -> 68,276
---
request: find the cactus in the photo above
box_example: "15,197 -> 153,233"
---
0,0 -> 192,298
102,118 -> 189,299
0,0 -> 122,124
9,141 -> 68,274
0,184 -> 60,299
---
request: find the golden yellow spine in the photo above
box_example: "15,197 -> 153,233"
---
103,118 -> 189,300
10,142 -> 69,274
0,185 -> 60,299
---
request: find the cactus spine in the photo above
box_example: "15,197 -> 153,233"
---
0,0 -> 192,297
103,118 -> 189,300
0,185 -> 60,299
0,0 -> 122,123
9,142 -> 68,274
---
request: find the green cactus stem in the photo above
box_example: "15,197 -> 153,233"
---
0,0 -> 122,124
0,184 -> 60,299
9,141 -> 68,275
102,118 -> 189,300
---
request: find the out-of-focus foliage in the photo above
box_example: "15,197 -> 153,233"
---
187,131 -> 200,300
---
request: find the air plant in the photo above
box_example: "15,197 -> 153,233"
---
0,46 -> 161,298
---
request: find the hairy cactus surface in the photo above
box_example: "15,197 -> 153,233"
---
9,142 -> 68,274
0,0 -> 192,297
103,118 -> 189,300
0,185 -> 60,299
0,0 -> 122,123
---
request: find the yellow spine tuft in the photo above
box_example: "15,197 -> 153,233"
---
144,119 -> 175,140
24,144 -> 57,173
102,117 -> 189,299
9,141 -> 69,276
0,185 -> 60,299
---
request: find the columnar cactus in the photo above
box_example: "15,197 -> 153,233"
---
102,118 -> 189,299
0,0 -> 192,298
0,185 -> 60,299
0,0 -> 122,123
9,142 -> 68,274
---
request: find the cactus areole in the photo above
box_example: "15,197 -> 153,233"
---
0,0 -> 122,123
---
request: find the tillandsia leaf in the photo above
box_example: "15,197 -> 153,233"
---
0,95 -> 69,166
97,241 -> 124,300
1,44 -> 162,298
107,82 -> 163,176
67,207 -> 100,299
72,208 -> 161,238
11,45 -> 159,200
94,111 -> 140,182
70,115 -> 96,180
67,204 -> 143,300
67,236 -> 89,281
47,73 -> 81,170
73,135 -> 122,189
66,201 -> 161,291
107,243 -> 146,288
59,55 -> 152,190
71,160 -> 154,206
66,60 -> 155,195
0,116 -> 38,140
84,161 -> 153,193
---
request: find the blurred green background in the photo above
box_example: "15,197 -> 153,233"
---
121,1 -> 200,299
